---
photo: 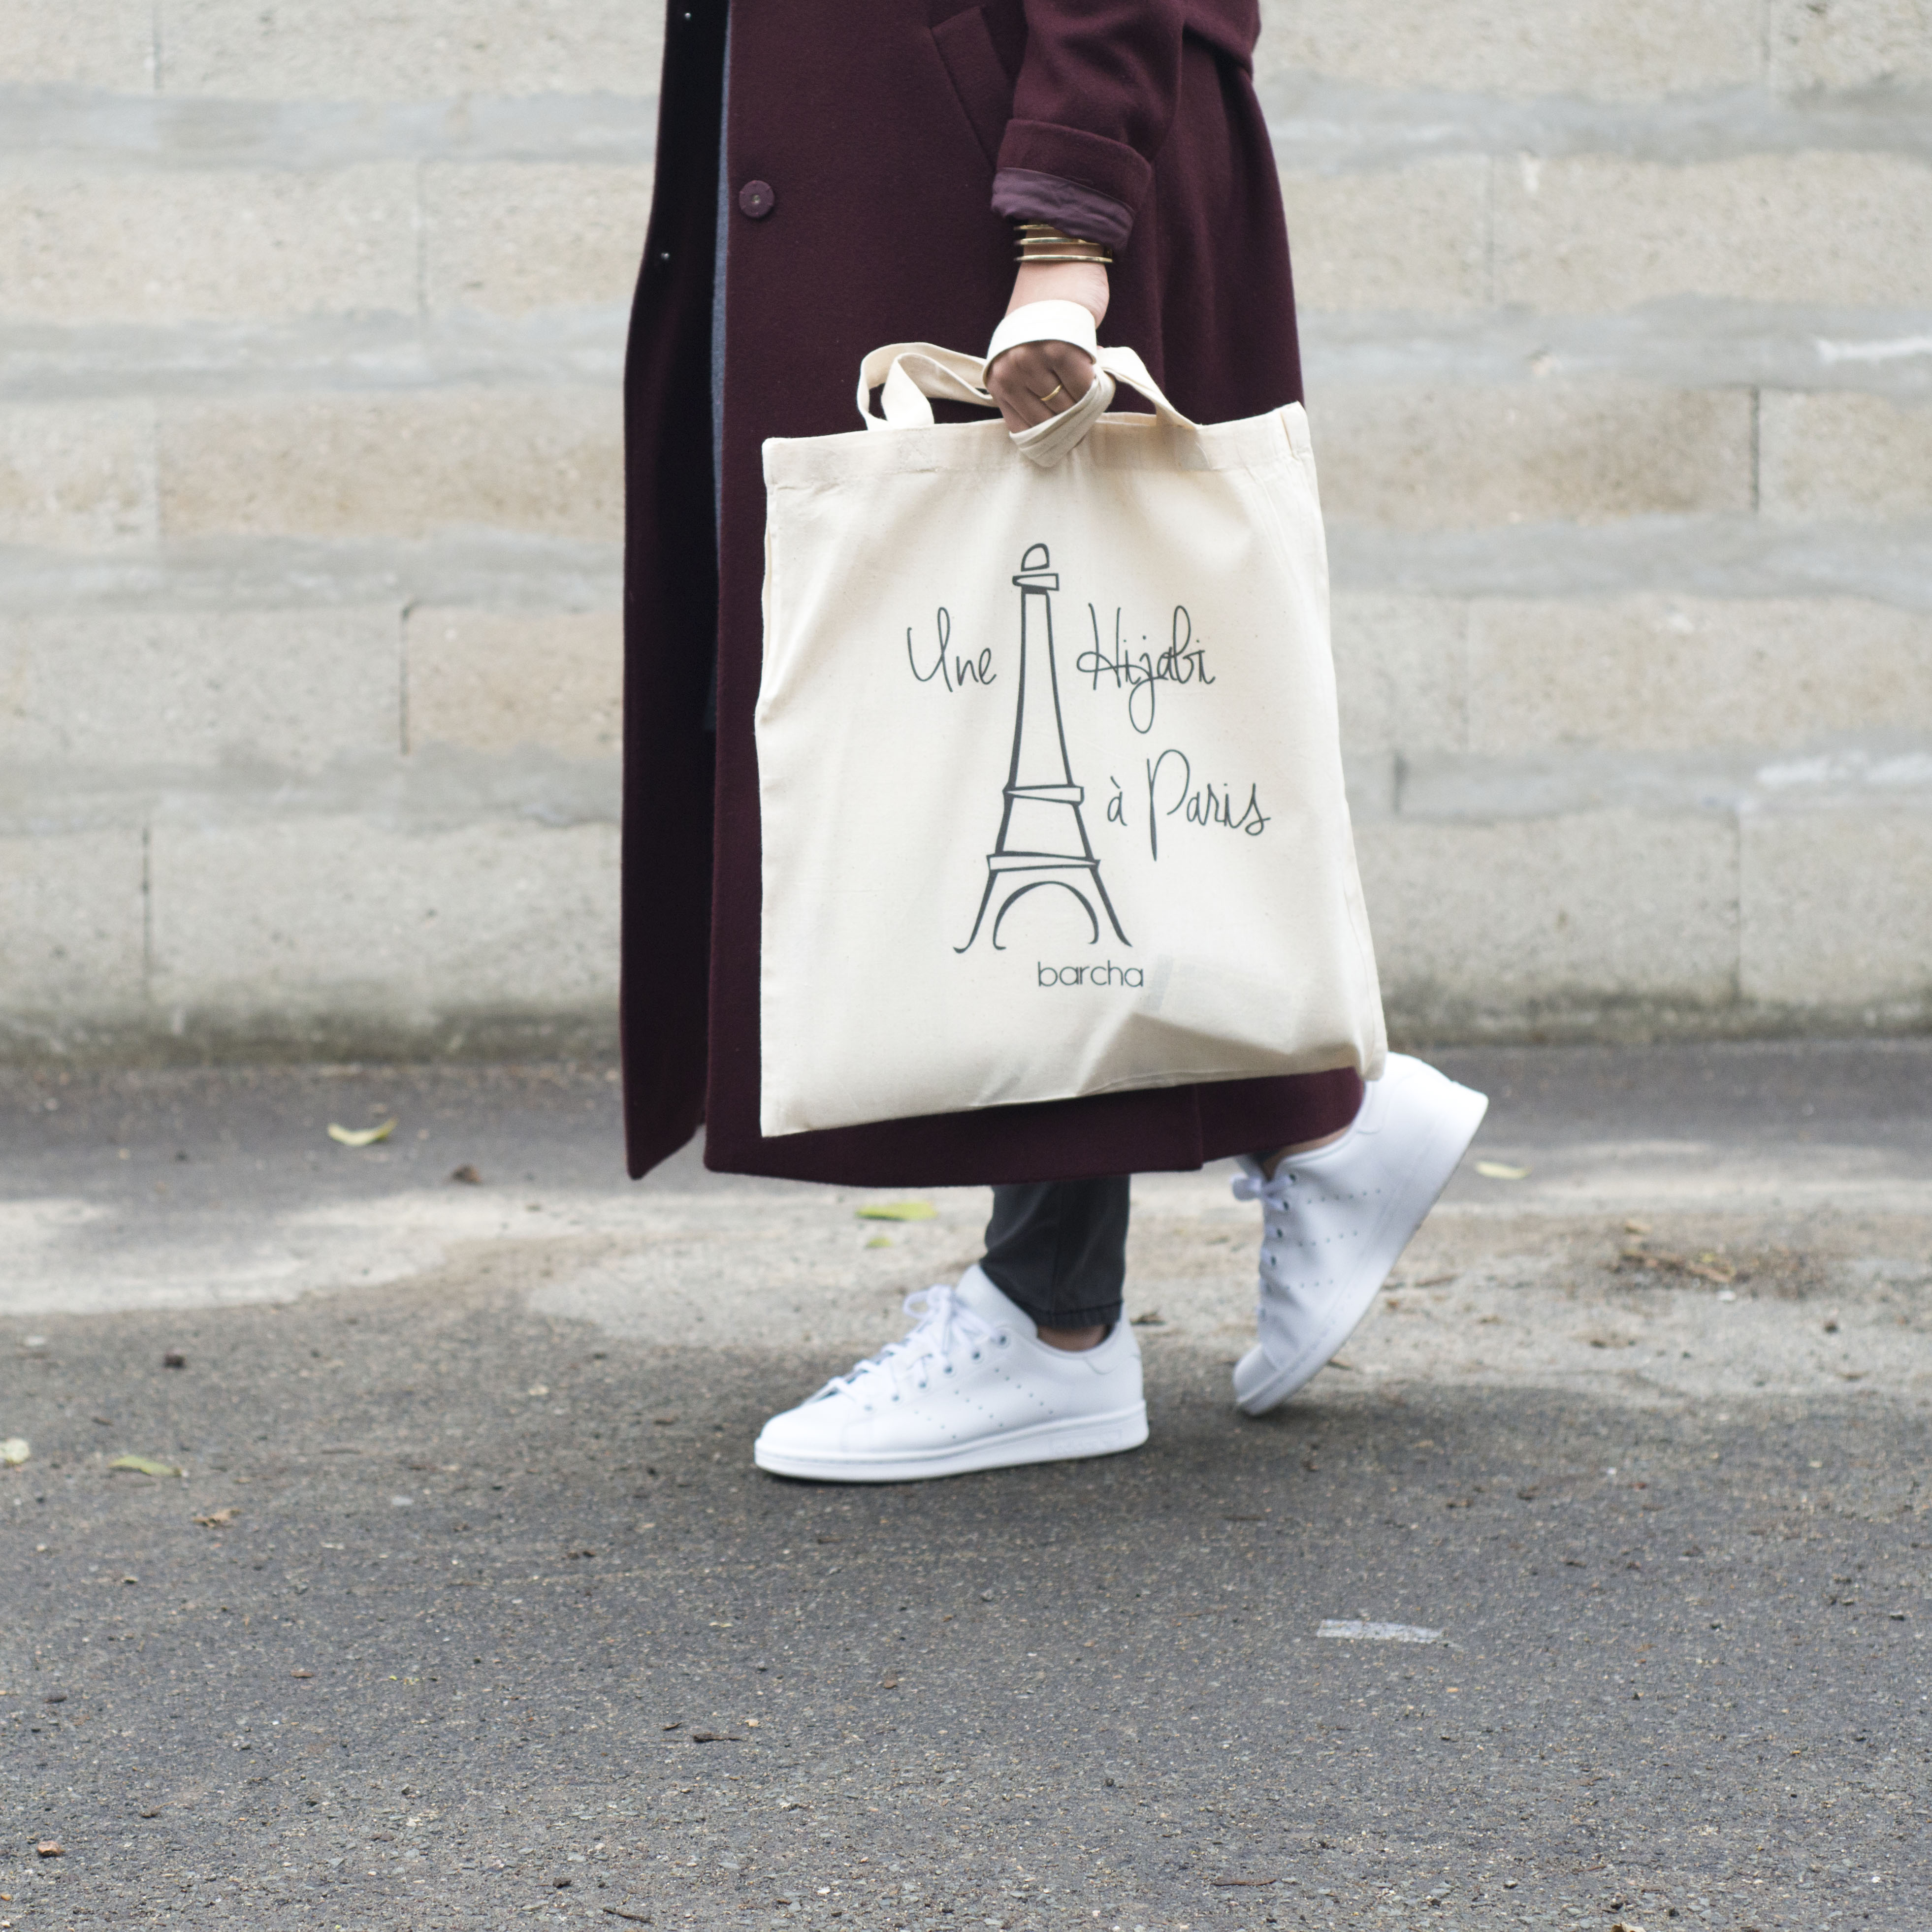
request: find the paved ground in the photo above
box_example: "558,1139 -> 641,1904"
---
1,1042 -> 1928,1931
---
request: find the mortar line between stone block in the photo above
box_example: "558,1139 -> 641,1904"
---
141,821 -> 154,997
414,159 -> 428,322
1454,599 -> 1472,757
399,603 -> 413,756
1482,155 -> 1496,309
1730,807 -> 1744,1012
1749,388 -> 1761,515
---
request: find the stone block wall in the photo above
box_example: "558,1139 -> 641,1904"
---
1268,0 -> 1932,1040
2,0 -> 1928,1061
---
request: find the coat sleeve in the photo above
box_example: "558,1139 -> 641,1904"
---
991,0 -> 1191,250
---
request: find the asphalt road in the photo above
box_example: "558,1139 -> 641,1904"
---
1,1042 -> 1928,1931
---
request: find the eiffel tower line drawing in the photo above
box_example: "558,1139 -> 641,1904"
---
957,543 -> 1130,954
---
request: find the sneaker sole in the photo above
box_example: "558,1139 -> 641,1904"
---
753,1402 -> 1150,1484
1234,1076 -> 1489,1417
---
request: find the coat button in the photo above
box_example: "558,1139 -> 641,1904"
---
737,179 -> 775,220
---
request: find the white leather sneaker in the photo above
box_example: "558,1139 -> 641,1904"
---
753,1265 -> 1148,1482
1229,1054 -> 1488,1417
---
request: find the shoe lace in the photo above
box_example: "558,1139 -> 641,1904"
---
820,1282 -> 1000,1402
1230,1165 -> 1299,1215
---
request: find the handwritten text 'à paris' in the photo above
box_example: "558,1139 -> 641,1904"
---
1109,750 -> 1270,860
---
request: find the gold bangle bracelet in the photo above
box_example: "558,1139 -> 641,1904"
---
1013,222 -> 1112,265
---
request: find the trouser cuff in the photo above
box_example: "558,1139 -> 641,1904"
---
980,1264 -> 1122,1333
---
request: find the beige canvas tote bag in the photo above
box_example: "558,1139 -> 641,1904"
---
754,339 -> 1386,1138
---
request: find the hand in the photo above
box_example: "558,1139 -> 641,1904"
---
986,258 -> 1109,433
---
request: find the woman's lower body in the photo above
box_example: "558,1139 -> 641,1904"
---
981,1057 -> 1369,1330
753,1054 -> 1491,1482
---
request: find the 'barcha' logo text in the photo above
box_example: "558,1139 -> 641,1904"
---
1037,961 -> 1144,989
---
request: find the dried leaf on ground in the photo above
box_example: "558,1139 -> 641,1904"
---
194,1507 -> 240,1527
855,1200 -> 936,1221
1617,1245 -> 1737,1285
327,1119 -> 395,1147
1475,1160 -> 1530,1180
35,1843 -> 62,1858
1130,1311 -> 1165,1325
449,1164 -> 483,1185
109,1454 -> 182,1478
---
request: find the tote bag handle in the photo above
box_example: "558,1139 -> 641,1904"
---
853,340 -> 1196,467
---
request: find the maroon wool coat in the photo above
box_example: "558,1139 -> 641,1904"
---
619,0 -> 1363,1184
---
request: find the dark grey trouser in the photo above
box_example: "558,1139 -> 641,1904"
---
980,1179 -> 1133,1331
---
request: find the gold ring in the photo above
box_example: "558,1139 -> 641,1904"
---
1036,381 -> 1066,405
